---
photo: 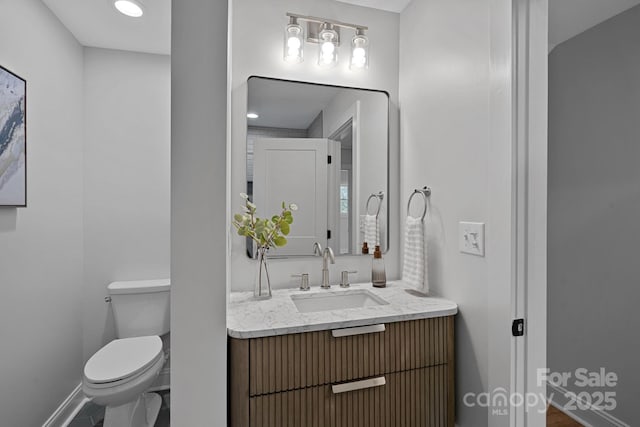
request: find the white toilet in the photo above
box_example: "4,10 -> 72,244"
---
83,279 -> 170,427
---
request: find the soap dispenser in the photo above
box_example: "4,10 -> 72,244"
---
371,245 -> 386,288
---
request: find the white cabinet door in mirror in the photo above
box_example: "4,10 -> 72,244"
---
253,138 -> 328,257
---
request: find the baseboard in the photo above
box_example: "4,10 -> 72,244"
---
548,383 -> 630,427
42,383 -> 89,427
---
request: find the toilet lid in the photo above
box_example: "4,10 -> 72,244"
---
84,336 -> 163,384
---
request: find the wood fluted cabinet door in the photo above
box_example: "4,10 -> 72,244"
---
246,366 -> 451,427
246,317 -> 450,396
228,316 -> 455,427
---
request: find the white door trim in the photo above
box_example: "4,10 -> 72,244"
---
327,139 -> 342,254
488,1 -> 548,425
487,0 -> 516,425
520,0 -> 548,425
512,0 -> 549,425
327,101 -> 361,253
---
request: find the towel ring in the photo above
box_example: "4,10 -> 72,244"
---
407,187 -> 431,222
366,192 -> 384,218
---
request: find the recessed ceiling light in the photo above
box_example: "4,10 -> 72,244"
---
247,113 -> 259,119
114,0 -> 144,18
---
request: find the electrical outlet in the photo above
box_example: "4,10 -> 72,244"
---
459,222 -> 485,257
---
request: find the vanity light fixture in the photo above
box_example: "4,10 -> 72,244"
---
247,112 -> 259,119
113,0 -> 144,17
318,23 -> 339,68
284,13 -> 369,71
284,16 -> 304,63
350,28 -> 369,70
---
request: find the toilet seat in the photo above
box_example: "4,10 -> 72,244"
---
84,336 -> 163,386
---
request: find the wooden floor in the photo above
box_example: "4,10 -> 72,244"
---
547,405 -> 584,427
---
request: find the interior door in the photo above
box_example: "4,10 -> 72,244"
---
253,138 -> 328,256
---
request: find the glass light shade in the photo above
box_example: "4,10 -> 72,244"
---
114,0 -> 144,17
284,21 -> 304,63
350,32 -> 369,70
318,25 -> 338,68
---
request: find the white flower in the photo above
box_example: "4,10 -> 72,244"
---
239,192 -> 249,199
289,203 -> 298,211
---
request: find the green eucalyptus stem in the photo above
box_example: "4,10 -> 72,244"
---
263,206 -> 287,248
232,194 -> 297,251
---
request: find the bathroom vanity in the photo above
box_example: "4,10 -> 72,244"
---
227,283 -> 457,426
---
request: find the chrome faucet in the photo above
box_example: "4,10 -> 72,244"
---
313,242 -> 335,289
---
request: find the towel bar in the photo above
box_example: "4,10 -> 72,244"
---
407,186 -> 431,221
365,191 -> 384,218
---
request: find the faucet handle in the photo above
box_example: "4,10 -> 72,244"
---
292,273 -> 310,291
313,242 -> 323,256
340,270 -> 358,288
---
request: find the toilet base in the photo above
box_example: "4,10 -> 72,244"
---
103,392 -> 162,427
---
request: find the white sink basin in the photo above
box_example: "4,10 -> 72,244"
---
291,289 -> 389,313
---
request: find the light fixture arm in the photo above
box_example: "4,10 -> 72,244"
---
286,12 -> 368,32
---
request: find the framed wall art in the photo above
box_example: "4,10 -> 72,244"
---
0,64 -> 26,207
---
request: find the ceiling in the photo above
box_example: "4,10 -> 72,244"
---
248,79 -> 341,129
340,0 -> 640,50
335,0 -> 411,13
42,0 -> 171,55
549,0 -> 640,49
41,0 -> 640,59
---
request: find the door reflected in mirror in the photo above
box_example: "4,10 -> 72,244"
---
246,76 -> 389,258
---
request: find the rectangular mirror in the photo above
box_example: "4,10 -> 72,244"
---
246,76 -> 389,258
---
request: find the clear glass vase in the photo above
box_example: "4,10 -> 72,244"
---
254,247 -> 272,299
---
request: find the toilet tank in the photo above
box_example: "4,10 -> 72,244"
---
108,279 -> 170,338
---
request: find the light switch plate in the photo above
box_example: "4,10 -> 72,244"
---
459,222 -> 485,257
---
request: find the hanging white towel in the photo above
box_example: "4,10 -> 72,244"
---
402,216 -> 428,294
363,214 -> 379,247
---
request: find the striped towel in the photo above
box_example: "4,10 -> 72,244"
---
363,214 -> 379,247
402,216 -> 428,294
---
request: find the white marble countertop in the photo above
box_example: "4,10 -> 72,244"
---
227,281 -> 458,339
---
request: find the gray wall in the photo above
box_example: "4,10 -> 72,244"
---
548,5 -> 640,425
171,0 -> 228,425
307,111 -> 323,138
82,47 -> 171,362
0,0 -> 84,425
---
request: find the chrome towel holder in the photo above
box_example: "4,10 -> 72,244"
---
407,186 -> 431,221
365,191 -> 385,218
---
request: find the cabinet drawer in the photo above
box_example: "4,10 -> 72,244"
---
249,365 -> 452,427
249,316 -> 452,396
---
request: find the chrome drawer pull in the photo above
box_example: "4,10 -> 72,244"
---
331,324 -> 385,337
332,376 -> 386,394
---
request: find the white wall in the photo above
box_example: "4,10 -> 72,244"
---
171,0 -> 228,425
548,5 -> 640,425
400,0 -> 493,424
82,47 -> 171,361
0,1 -> 84,425
230,0 -> 400,291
